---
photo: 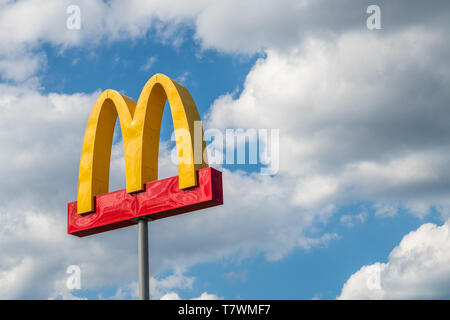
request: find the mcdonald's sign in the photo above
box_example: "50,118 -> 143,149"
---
67,74 -> 223,237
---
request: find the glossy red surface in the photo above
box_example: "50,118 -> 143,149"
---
68,167 -> 223,237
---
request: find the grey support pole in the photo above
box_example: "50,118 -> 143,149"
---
138,218 -> 149,300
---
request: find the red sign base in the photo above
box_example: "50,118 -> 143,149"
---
68,167 -> 223,237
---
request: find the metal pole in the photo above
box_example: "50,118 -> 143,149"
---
138,218 -> 149,300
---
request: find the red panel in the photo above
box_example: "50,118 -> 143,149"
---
68,167 -> 223,237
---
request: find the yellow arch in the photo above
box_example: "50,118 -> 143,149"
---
77,74 -> 208,214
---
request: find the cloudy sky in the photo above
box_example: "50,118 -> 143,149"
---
1,0 -> 450,299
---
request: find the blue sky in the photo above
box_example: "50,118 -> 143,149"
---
0,0 -> 450,300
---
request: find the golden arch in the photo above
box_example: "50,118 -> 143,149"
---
77,74 -> 208,214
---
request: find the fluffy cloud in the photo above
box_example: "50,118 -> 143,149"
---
160,292 -> 221,300
194,0 -> 450,53
2,0 -> 450,81
340,212 -> 368,228
338,219 -> 450,299
206,26 -> 450,218
0,84 -> 141,298
151,273 -> 194,299
94,273 -> 218,300
0,0 -> 194,81
3,0 -> 442,54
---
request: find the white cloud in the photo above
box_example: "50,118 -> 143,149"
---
0,83 -> 100,207
223,271 -> 247,283
340,212 -> 368,228
160,292 -> 181,300
338,219 -> 450,299
2,0 -> 449,82
160,291 -> 221,300
0,0 -> 196,81
140,56 -> 157,72
0,209 -> 137,299
292,176 -> 338,209
192,292 -> 221,300
0,51 -> 47,82
176,71 -> 190,83
93,272 -> 219,300
0,84 -> 143,299
193,1 -> 450,53
206,27 -> 450,219
374,203 -> 398,218
150,272 -> 194,299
